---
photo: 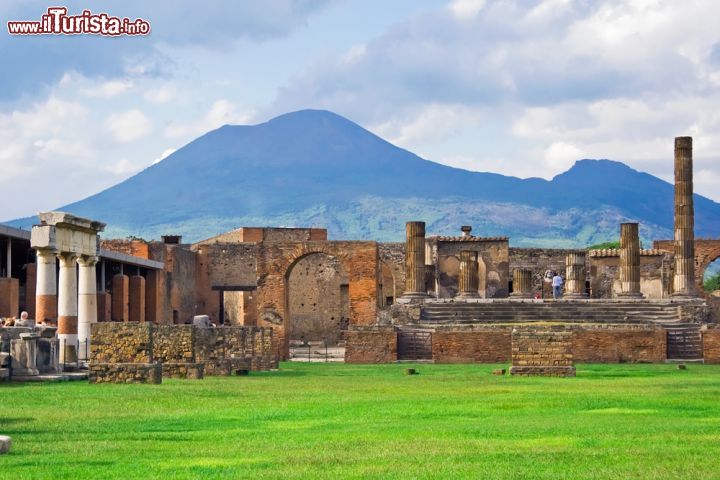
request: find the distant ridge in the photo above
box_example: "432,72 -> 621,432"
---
5,109 -> 720,246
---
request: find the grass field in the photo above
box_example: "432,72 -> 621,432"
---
2,363 -> 720,479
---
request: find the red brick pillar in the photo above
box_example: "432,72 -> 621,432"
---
25,262 -> 36,319
129,275 -> 146,323
145,269 -> 163,324
0,278 -> 19,317
97,292 -> 111,322
111,274 -> 129,322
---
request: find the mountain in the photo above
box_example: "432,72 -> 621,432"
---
6,109 -> 720,246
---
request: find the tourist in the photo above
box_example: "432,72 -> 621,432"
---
552,272 -> 564,299
16,311 -> 31,327
4,318 -> 14,327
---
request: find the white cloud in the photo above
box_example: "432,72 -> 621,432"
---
449,0 -> 486,19
164,100 -> 254,139
81,79 -> 134,98
153,148 -> 177,165
543,141 -> 583,171
106,109 -> 154,143
144,83 -> 178,104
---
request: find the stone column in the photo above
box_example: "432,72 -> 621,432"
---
35,248 -> 57,324
57,252 -> 79,363
457,250 -> 479,298
618,223 -> 643,298
402,221 -> 428,299
5,239 -> 11,278
77,255 -> 98,361
510,268 -> 533,298
672,136 -> 696,297
564,252 -> 588,299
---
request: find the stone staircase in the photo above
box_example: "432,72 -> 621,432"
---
665,325 -> 703,361
418,301 -> 682,325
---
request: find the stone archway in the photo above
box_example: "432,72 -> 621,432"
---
696,241 -> 720,292
285,252 -> 349,346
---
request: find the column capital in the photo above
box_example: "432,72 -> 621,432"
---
57,251 -> 79,266
77,255 -> 99,267
35,247 -> 58,257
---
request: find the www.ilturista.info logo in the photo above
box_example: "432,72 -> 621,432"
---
7,7 -> 150,36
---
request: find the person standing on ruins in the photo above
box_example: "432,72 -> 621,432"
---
552,272 -> 564,299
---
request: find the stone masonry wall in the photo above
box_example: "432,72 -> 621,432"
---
344,327 -> 397,363
153,324 -> 194,363
90,322 -> 152,364
511,328 -> 575,376
89,363 -> 161,384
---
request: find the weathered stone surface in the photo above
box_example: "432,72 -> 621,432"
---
511,328 -> 576,377
193,315 -> 212,328
88,362 -> 162,384
90,322 -> 152,364
432,330 -> 511,363
703,327 -> 720,364
0,435 -> 11,454
161,362 -> 204,379
572,326 -> 666,363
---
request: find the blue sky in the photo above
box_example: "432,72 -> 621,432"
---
2,0 -> 720,220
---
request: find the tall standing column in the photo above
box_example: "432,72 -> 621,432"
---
457,250 -> 479,298
77,255 -> 98,361
57,252 -> 79,363
402,221 -> 428,299
673,136 -> 696,297
35,248 -> 57,324
510,268 -> 533,298
618,223 -> 643,298
565,252 -> 588,299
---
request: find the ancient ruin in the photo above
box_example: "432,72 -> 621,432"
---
1,135 -> 719,380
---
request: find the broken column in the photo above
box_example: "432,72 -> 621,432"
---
618,222 -> 643,298
77,255 -> 98,361
510,268 -> 533,298
58,252 -> 79,363
673,136 -> 697,297
35,248 -> 57,324
401,221 -> 428,299
564,252 -> 588,299
457,250 -> 479,298
112,274 -> 129,322
129,275 -> 146,323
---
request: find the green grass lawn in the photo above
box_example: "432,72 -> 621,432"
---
2,363 -> 720,479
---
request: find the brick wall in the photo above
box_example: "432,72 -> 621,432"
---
572,326 -> 666,363
432,329 -> 511,363
703,327 -> 720,364
344,327 -> 397,363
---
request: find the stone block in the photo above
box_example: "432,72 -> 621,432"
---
193,315 -> 212,328
0,435 -> 11,454
88,362 -> 162,384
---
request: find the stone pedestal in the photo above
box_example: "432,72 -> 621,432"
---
618,223 -> 643,298
35,248 -> 57,324
401,221 -> 429,300
57,253 -> 78,363
457,250 -> 479,298
77,256 -> 98,361
564,252 -> 588,299
672,136 -> 697,297
510,268 -> 533,298
11,332 -> 40,376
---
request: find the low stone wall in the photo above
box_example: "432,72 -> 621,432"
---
703,327 -> 720,364
572,325 -> 666,363
89,363 -> 162,384
153,324 -> 194,363
161,363 -> 204,379
90,323 -> 152,364
344,327 -> 397,363
89,323 -> 278,383
510,328 -> 575,377
432,329 -> 511,363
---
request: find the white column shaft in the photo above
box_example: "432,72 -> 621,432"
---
77,257 -> 98,360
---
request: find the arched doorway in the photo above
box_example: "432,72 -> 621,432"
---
286,253 -> 350,349
703,258 -> 720,294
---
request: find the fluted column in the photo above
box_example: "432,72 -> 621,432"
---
457,250 -> 479,298
402,221 -> 428,298
35,248 -> 57,324
565,252 -> 588,298
672,136 -> 696,297
77,255 -> 98,361
510,268 -> 533,298
618,223 -> 643,298
57,252 -> 79,363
